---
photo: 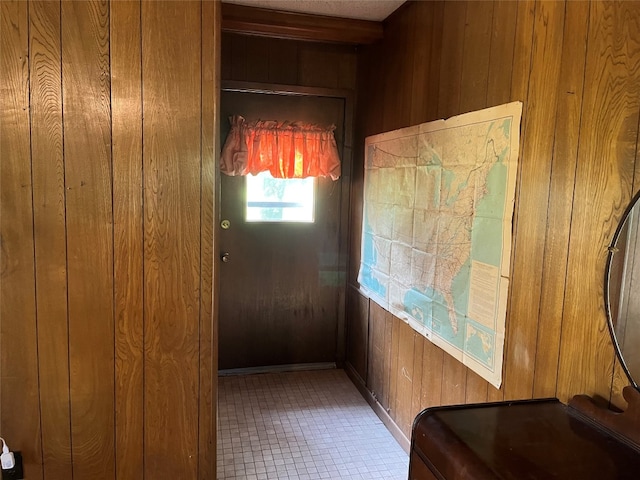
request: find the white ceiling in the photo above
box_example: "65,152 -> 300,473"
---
222,0 -> 406,22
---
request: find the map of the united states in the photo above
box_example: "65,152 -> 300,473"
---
358,103 -> 521,388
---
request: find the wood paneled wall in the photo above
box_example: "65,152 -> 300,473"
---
221,32 -> 357,90
0,1 -> 219,479
348,0 -> 640,441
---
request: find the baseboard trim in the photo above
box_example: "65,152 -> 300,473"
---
218,362 -> 336,376
344,363 -> 411,454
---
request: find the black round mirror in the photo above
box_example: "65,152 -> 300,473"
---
606,190 -> 640,390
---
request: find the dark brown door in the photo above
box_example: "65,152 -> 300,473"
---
219,90 -> 346,370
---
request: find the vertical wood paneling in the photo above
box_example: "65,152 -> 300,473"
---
297,42 -> 358,90
382,309 -> 394,410
459,0 -> 494,404
436,0 -> 468,406
368,301 -> 388,405
268,38 -> 298,84
504,0 -> 566,401
409,0 -> 443,125
230,33 -> 248,80
199,1 -> 219,477
350,0 -> 640,440
533,0 -> 589,399
221,32 -> 357,91
410,332 -> 424,419
111,1 -> 143,479
440,356 -> 466,405
142,1 -> 202,477
382,6 -> 415,131
347,288 -> 369,381
420,340 -> 443,409
493,0 -> 536,401
485,0 -> 518,403
2,2 -> 218,478
388,316 -> 402,415
437,0 -> 466,119
485,0 -> 517,108
243,35 -> 269,83
0,1 -> 44,477
459,0 -> 493,113
30,0 -> 73,476
393,321 -> 416,437
337,50 -> 357,91
558,0 -> 640,404
61,1 -> 115,478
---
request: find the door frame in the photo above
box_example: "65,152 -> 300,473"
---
218,80 -> 355,368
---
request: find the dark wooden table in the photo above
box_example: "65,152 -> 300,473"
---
409,398 -> 640,479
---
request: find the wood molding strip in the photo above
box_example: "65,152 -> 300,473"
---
221,3 -> 383,45
345,363 -> 411,454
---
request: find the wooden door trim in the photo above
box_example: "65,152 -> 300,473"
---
221,3 -> 383,45
221,80 -> 354,147
221,80 -> 352,101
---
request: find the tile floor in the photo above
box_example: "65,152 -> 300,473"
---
217,369 -> 409,480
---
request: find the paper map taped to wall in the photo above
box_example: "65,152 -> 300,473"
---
358,102 -> 522,388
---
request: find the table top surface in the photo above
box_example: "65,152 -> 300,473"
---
412,398 -> 640,479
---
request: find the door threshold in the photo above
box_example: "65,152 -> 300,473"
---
218,362 -> 336,377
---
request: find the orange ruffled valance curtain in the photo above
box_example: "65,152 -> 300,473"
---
220,115 -> 341,180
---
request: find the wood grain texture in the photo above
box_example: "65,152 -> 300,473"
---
368,300 -> 388,406
388,316 -> 402,416
393,321 -> 416,437
558,0 -> 640,404
111,1 -> 143,478
436,0 -> 466,119
199,1 -> 219,477
382,4 -> 415,131
243,35 -> 269,83
142,1 -> 201,477
409,0 -> 443,125
221,2 -> 383,45
347,287 -> 369,380
440,355 -> 466,405
382,308 -> 394,411
61,1 -> 115,478
533,0 -> 589,400
2,1 -> 218,478
485,0 -> 517,109
410,332 -> 425,419
459,0 -> 493,114
267,38 -> 297,85
458,0 -> 495,404
420,338 -> 444,409
484,0 -> 518,404
222,32 -> 357,91
504,0 -> 566,401
350,0 -> 640,438
298,43 -> 336,88
435,0 -> 469,406
0,1 -> 44,477
29,0 -> 73,477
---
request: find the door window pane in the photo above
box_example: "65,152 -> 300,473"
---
246,171 -> 315,222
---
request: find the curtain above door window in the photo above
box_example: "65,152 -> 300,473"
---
220,115 -> 341,180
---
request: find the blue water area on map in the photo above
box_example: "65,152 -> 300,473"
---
404,287 -> 465,348
470,143 -> 508,265
360,230 -> 387,298
499,118 -> 512,136
451,258 -> 471,315
464,319 -> 495,368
